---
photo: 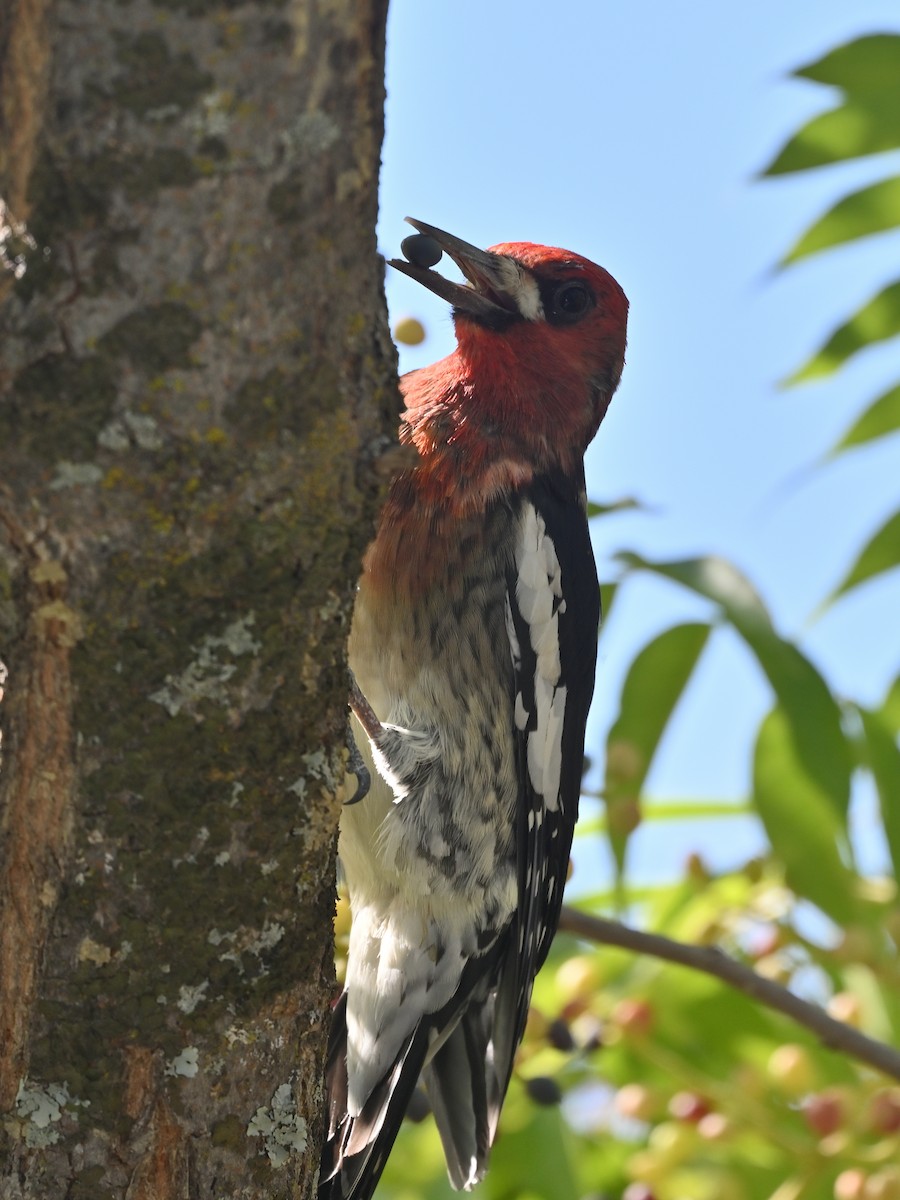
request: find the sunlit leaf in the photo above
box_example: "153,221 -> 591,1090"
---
764,103 -> 900,175
857,707 -> 900,880
795,34 -> 900,96
782,177 -> 900,263
603,623 -> 711,875
753,708 -> 859,923
829,384 -> 900,454
785,280 -> 900,383
827,507 -> 900,602
617,554 -> 853,823
764,37 -> 900,175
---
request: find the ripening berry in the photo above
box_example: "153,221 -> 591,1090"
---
802,1090 -> 845,1137
750,925 -> 784,959
697,1112 -> 732,1141
867,1087 -> 900,1135
555,954 -> 602,1003
393,316 -> 426,345
612,998 -> 654,1039
827,991 -> 862,1027
615,1084 -> 658,1122
863,1167 -> 900,1200
627,1150 -> 667,1187
767,1043 -> 815,1095
400,233 -> 443,268
667,1091 -> 710,1123
834,1169 -> 867,1200
647,1121 -> 696,1168
622,1184 -> 656,1200
570,1012 -> 603,1051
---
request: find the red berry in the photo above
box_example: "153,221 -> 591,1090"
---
868,1087 -> 900,1135
802,1091 -> 844,1137
613,998 -> 654,1038
668,1091 -> 710,1123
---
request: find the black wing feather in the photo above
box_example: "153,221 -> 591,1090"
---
506,467 -> 600,1047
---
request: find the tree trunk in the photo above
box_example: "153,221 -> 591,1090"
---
0,1 -> 393,1195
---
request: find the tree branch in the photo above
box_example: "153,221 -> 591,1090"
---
558,906 -> 900,1082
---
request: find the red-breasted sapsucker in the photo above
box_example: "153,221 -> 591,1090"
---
320,220 -> 628,1199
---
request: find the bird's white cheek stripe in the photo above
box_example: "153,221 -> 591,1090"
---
514,504 -> 566,809
494,257 -> 544,321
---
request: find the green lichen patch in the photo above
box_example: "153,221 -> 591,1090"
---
99,302 -> 203,374
3,353 -> 117,459
112,32 -> 213,116
226,367 -> 319,442
211,1112 -> 246,1152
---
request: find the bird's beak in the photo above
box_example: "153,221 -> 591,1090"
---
388,218 -> 519,323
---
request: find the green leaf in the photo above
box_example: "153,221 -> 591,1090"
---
785,279 -> 900,383
857,707 -> 900,880
575,798 -> 751,836
617,554 -> 853,824
616,551 -> 772,625
642,798 -> 753,820
828,507 -> 900,602
764,37 -> 900,175
764,103 -> 900,175
599,580 -> 618,625
603,623 -> 711,875
783,177 -> 900,264
829,384 -> 900,454
586,496 -> 644,518
795,34 -> 900,97
881,674 -> 900,736
753,708 -> 859,923
485,1099 -> 581,1200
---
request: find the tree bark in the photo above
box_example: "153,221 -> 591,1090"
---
0,1 -> 393,1196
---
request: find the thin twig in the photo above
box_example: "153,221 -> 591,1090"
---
558,906 -> 900,1082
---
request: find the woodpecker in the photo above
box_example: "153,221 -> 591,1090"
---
320,220 -> 628,1199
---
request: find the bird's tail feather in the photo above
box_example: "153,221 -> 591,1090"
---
319,993 -> 429,1200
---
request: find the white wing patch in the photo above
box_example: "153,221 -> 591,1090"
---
514,504 -> 567,812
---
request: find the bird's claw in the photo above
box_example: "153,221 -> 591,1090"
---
344,727 -> 371,806
345,671 -> 380,805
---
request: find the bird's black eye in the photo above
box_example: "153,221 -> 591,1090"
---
548,281 -> 592,325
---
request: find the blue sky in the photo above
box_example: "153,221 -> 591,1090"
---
377,2 -> 900,885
